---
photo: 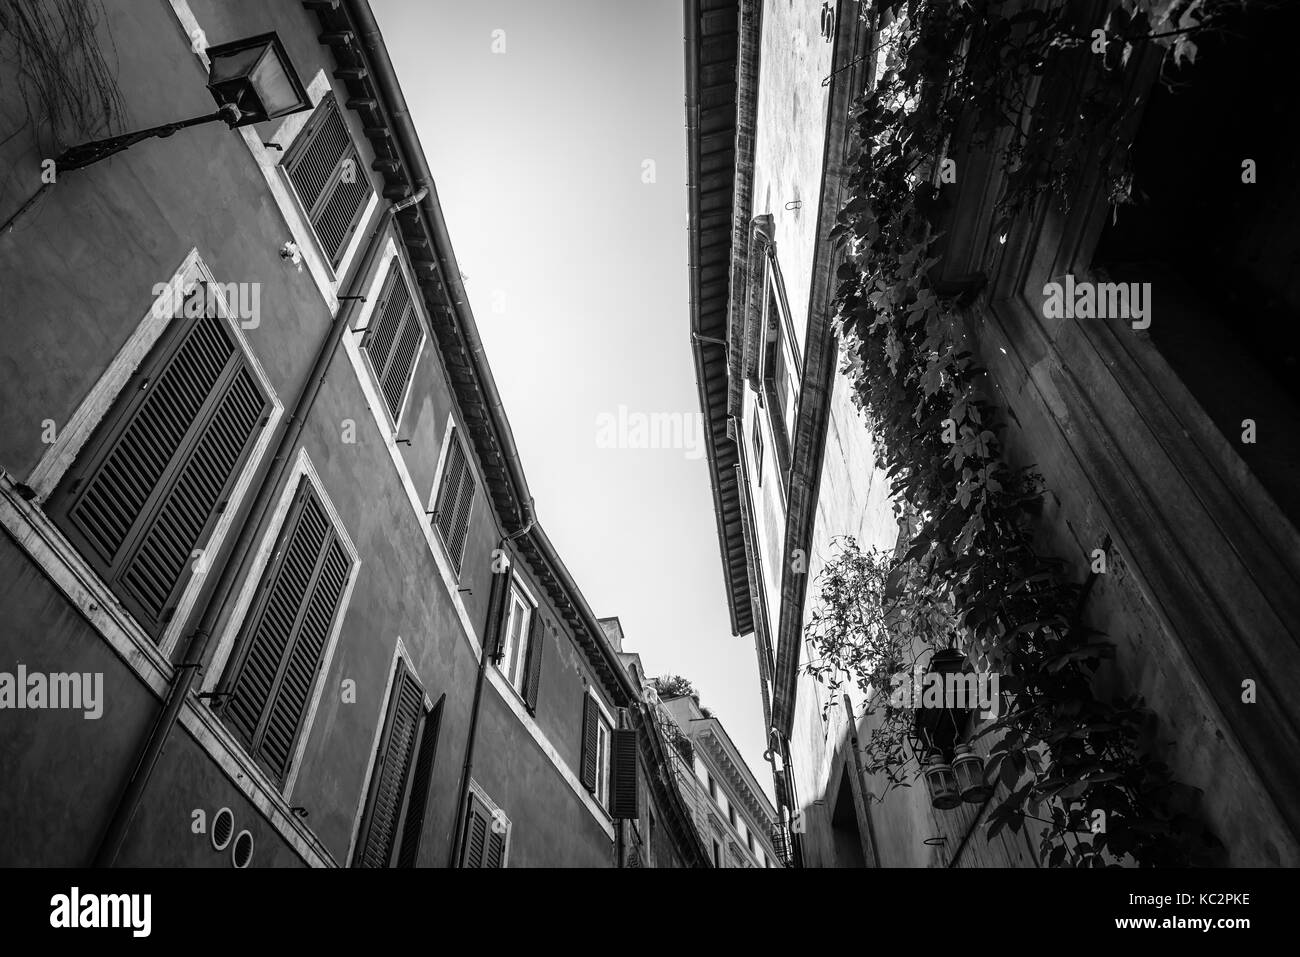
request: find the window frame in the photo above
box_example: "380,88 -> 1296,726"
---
202,449 -> 360,797
585,690 -> 616,812
357,256 -> 427,434
280,92 -> 375,275
428,420 -> 477,577
759,256 -> 800,491
462,780 -> 511,868
499,578 -> 537,694
39,254 -> 281,656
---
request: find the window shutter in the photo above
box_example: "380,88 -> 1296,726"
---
59,314 -> 269,637
485,824 -> 506,868
363,261 -> 422,423
432,431 -> 474,574
461,795 -> 491,868
521,616 -> 545,712
484,563 -> 513,664
610,727 -> 639,820
285,95 -> 372,267
221,479 -> 351,783
356,662 -> 424,867
580,695 -> 599,792
397,694 -> 444,868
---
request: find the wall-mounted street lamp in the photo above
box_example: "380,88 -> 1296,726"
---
55,32 -> 309,173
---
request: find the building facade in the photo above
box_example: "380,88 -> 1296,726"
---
0,0 -> 693,868
686,0 -> 1300,867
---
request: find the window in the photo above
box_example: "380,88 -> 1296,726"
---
218,476 -> 353,784
728,804 -> 737,829
283,94 -> 373,268
50,298 -> 271,640
430,427 -> 476,575
355,660 -> 443,868
708,774 -> 718,802
712,838 -> 721,868
361,259 -> 425,427
461,786 -> 509,868
580,692 -> 614,810
498,581 -> 546,709
746,829 -> 755,853
752,414 -> 764,486
760,265 -> 799,486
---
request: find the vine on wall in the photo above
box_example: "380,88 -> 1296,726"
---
804,0 -> 1240,866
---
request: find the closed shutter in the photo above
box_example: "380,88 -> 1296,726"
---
520,615 -> 545,712
58,311 -> 269,638
362,261 -> 423,423
609,727 -> 639,820
285,95 -> 372,267
580,695 -> 599,792
431,430 -> 475,574
356,662 -> 424,867
221,479 -> 351,783
397,694 -> 444,868
461,794 -> 497,868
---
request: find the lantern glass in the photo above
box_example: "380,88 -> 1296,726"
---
953,744 -> 993,803
205,33 -> 310,126
923,750 -> 961,810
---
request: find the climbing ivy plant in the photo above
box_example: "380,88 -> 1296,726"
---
804,0 -> 1240,867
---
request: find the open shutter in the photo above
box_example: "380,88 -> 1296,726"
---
59,312 -> 269,638
580,695 -> 599,792
461,794 -> 491,868
609,726 -> 639,820
356,662 -> 424,867
397,694 -> 444,868
485,825 -> 506,868
432,431 -> 474,574
485,562 -> 513,663
221,479 -> 351,783
285,95 -> 372,267
521,616 -> 545,712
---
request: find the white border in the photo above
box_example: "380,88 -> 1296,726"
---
426,416 -> 476,578
466,778 -> 512,868
25,247 -> 284,658
202,447 -> 361,799
356,253 -> 428,435
344,638 -> 433,866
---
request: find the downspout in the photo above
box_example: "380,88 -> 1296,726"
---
92,190 -> 425,867
447,510 -> 535,868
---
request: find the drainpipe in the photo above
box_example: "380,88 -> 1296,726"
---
91,190 -> 425,867
447,511 -> 535,868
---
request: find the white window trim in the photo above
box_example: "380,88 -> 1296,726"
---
345,637 -> 434,866
586,689 -> 615,811
201,447 -> 361,800
500,577 -> 537,693
357,256 -> 428,435
427,415 -> 476,577
25,247 -> 284,658
467,779 -> 512,868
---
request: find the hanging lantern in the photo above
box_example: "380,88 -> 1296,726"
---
923,749 -> 961,810
952,743 -> 992,804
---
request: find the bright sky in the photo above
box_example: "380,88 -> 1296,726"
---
374,0 -> 773,798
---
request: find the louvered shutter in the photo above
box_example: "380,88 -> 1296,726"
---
521,616 -> 545,712
58,312 -> 269,638
610,727 -> 639,820
221,479 -> 351,783
580,695 -> 599,792
485,824 -> 506,868
362,261 -> 423,423
356,662 -> 424,867
485,563 -> 513,663
432,431 -> 474,574
397,694 -> 444,868
285,95 -> 372,267
461,795 -> 491,868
